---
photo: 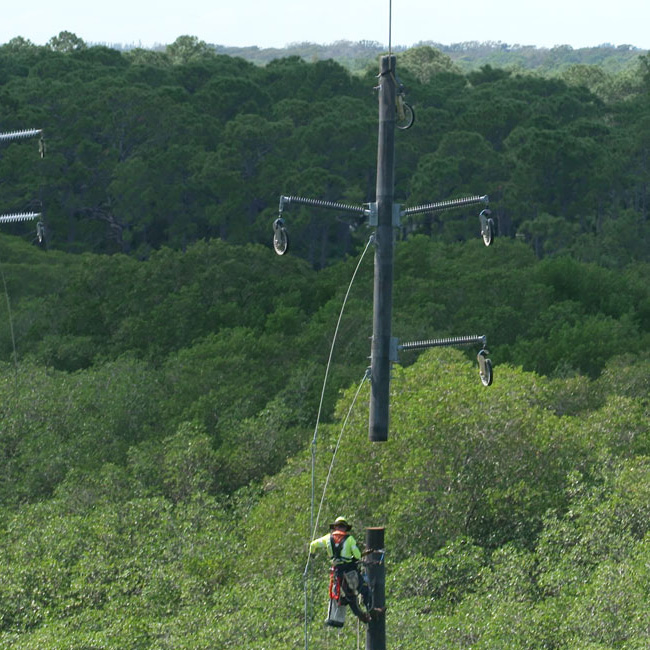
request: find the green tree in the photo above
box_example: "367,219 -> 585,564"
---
165,35 -> 213,65
398,45 -> 461,83
47,31 -> 86,53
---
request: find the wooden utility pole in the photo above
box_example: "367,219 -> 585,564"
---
366,53 -> 396,650
275,53 -> 493,650
365,526 -> 386,650
369,54 -> 397,443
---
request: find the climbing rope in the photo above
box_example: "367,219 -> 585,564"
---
308,234 -> 373,540
303,235 -> 373,650
311,369 -> 369,554
304,370 -> 369,649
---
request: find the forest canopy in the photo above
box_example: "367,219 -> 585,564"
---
0,34 -> 649,649
0,34 -> 649,268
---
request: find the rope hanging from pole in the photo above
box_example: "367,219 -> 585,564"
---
303,237 -> 373,650
304,370 -> 370,650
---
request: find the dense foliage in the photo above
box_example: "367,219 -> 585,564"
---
1,35 -> 649,268
0,229 -> 647,647
111,39 -> 649,74
0,348 -> 648,648
0,35 -> 648,648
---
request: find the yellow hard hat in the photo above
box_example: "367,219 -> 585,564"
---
330,516 -> 352,531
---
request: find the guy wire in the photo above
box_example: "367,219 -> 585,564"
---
388,0 -> 393,55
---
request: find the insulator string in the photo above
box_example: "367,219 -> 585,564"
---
399,334 -> 487,351
403,195 -> 489,217
281,195 -> 368,216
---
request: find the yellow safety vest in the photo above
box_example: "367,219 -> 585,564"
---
310,532 -> 361,565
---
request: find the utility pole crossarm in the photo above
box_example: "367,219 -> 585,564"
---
399,334 -> 487,351
402,194 -> 489,218
0,129 -> 43,142
273,195 -> 370,256
279,194 -> 369,216
398,334 -> 493,386
0,212 -> 42,224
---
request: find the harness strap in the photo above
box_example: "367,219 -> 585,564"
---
330,531 -> 352,564
329,568 -> 342,600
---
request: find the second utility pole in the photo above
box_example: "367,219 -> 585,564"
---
369,54 -> 397,444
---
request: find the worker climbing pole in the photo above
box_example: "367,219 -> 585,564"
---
275,52 -> 495,650
309,516 -> 374,629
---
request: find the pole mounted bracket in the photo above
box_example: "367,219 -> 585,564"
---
389,336 -> 399,363
393,203 -> 401,228
367,203 -> 400,228
367,202 -> 378,226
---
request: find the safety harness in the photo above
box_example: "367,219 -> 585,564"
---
328,531 -> 351,601
329,531 -> 349,562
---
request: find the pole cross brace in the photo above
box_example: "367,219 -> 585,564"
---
402,194 -> 489,218
278,194 -> 487,222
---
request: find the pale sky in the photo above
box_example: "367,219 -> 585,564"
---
2,0 -> 649,51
